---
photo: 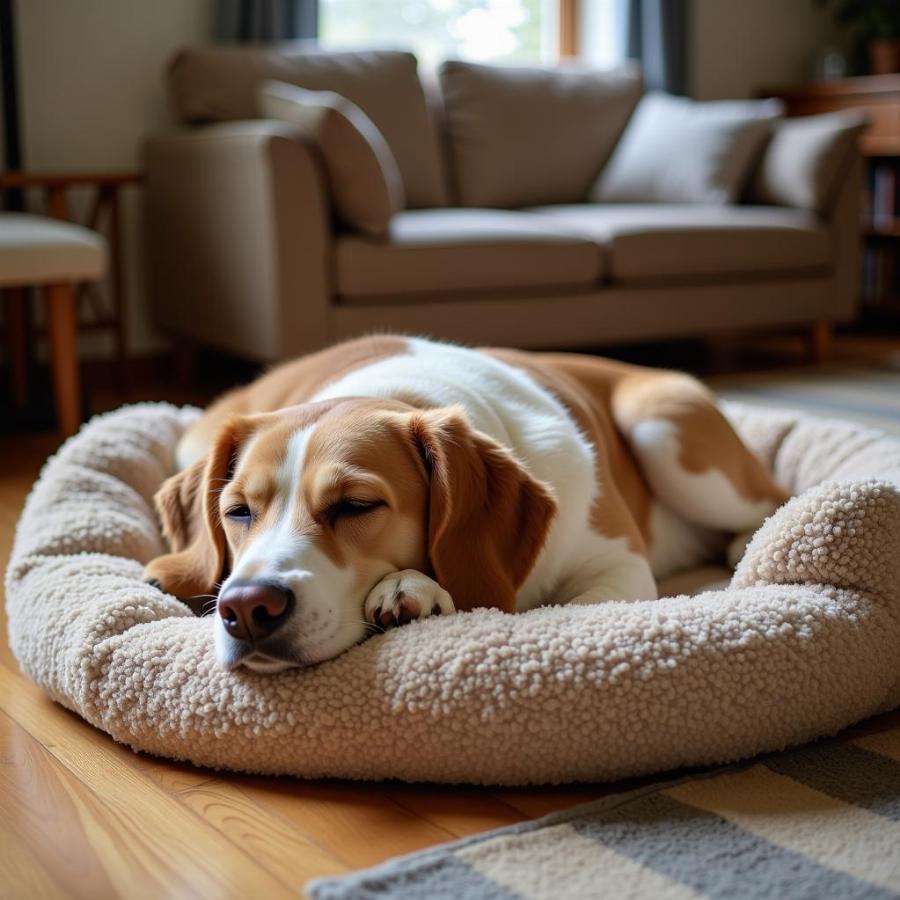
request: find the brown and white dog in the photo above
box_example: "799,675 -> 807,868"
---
145,335 -> 788,673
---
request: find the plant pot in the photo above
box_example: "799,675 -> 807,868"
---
869,39 -> 900,76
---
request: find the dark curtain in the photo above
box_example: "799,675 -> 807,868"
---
622,0 -> 689,95
1,0 -> 24,208
216,0 -> 317,42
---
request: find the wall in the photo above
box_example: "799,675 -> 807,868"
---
14,0 -> 215,357
690,0 -> 845,100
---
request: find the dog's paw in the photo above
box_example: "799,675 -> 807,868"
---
364,570 -> 455,629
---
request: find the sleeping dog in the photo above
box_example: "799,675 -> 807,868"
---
145,336 -> 788,673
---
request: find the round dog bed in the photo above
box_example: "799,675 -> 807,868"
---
6,402 -> 900,785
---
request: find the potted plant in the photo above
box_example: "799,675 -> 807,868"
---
815,0 -> 900,75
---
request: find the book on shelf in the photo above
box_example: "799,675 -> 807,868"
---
863,158 -> 899,312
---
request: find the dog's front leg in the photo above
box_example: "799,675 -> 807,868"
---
562,554 -> 658,605
365,570 -> 456,629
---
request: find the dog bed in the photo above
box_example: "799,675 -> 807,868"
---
6,402 -> 900,785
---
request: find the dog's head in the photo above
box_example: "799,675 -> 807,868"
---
147,398 -> 556,672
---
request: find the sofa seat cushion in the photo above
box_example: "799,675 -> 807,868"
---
529,204 -> 829,282
335,209 -> 604,300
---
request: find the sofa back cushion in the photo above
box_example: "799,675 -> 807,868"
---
438,60 -> 643,208
747,111 -> 867,213
169,46 -> 447,208
259,81 -> 404,238
590,93 -> 782,205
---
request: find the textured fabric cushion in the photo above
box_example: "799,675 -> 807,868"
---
590,93 -> 782,205
335,208 -> 604,299
0,213 -> 108,287
748,111 -> 867,213
259,81 -> 403,238
439,60 -> 642,208
7,403 -> 900,785
531,204 -> 828,281
168,46 -> 447,208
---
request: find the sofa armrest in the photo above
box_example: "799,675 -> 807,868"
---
748,112 -> 866,322
144,121 -> 332,361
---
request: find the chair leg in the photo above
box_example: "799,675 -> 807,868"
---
3,287 -> 29,408
809,321 -> 833,365
45,283 -> 82,437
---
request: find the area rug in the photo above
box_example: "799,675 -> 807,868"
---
709,354 -> 900,436
309,719 -> 900,899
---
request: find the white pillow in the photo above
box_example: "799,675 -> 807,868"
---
748,111 -> 867,212
590,92 -> 782,205
259,80 -> 404,238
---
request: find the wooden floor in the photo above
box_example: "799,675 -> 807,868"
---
2,330 -> 899,899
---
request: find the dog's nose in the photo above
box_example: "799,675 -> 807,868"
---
217,581 -> 293,643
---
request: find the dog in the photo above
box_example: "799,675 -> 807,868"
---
145,335 -> 788,673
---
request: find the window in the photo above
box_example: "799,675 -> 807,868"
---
578,0 -> 620,69
318,0 -> 560,69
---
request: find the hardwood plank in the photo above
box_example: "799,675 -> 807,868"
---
0,709 -> 122,899
494,785 -> 612,819
177,782 -> 349,889
0,669 -> 299,899
129,754 -> 219,794
494,768 -> 705,819
0,813 -> 71,900
384,784 -> 528,837
131,736 -> 350,888
231,775 -> 457,868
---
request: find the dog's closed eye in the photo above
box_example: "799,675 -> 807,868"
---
225,504 -> 253,525
325,498 -> 386,526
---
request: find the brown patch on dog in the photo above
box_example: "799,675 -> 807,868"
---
611,372 -> 789,507
409,405 -> 558,613
486,348 -> 652,555
179,335 -> 411,466
144,415 -> 259,600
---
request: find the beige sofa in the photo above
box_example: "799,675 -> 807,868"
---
144,46 -> 864,362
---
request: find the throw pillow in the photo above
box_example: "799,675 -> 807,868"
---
748,111 -> 867,212
439,60 -> 643,208
259,80 -> 404,238
590,92 -> 782,205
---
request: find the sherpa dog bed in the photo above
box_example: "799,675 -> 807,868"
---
6,403 -> 900,786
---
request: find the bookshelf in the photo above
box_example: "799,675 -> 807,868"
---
761,75 -> 900,321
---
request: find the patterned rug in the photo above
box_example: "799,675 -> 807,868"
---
310,359 -> 900,900
709,355 -> 900,436
309,721 -> 900,900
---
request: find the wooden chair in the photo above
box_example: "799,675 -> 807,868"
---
0,212 -> 108,436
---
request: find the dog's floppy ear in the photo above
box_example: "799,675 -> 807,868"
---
145,416 -> 254,601
410,406 -> 557,613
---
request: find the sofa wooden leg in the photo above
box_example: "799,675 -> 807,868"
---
809,321 -> 833,365
3,287 -> 29,408
45,283 -> 82,437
